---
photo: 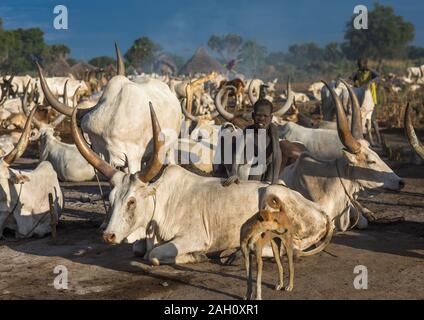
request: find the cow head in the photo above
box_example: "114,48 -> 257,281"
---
21,79 -> 67,141
324,79 -> 404,192
71,102 -> 165,244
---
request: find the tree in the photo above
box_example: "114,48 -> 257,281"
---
1,27 -> 46,73
89,56 -> 116,68
207,33 -> 243,63
238,39 -> 267,77
167,53 -> 186,71
124,37 -> 161,72
407,46 -> 424,60
343,3 -> 415,59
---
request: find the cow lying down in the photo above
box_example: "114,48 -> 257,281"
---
0,107 -> 63,239
71,102 -> 334,265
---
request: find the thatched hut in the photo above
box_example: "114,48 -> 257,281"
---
179,47 -> 225,75
70,61 -> 98,80
46,57 -> 73,77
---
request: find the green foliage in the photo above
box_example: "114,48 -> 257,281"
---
124,36 -> 162,72
207,33 -> 243,62
238,40 -> 267,77
89,56 -> 116,68
0,20 -> 71,74
407,46 -> 424,60
343,3 -> 415,60
167,53 -> 185,71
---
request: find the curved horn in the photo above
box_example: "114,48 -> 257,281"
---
3,105 -> 37,165
273,77 -> 294,116
115,42 -> 125,76
297,214 -> 334,257
137,102 -> 164,183
36,61 -> 73,116
181,83 -> 198,121
181,98 -> 197,121
71,107 -> 118,180
63,79 -> 69,106
21,80 -> 44,129
52,81 -> 81,128
49,81 -> 72,128
405,103 -> 424,160
248,79 -> 262,105
215,85 -> 236,121
322,80 -> 361,154
340,79 -> 363,139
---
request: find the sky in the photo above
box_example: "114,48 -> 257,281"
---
0,0 -> 423,60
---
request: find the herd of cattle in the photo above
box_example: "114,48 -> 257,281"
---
0,45 -> 423,299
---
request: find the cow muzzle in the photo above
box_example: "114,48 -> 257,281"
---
103,232 -> 117,244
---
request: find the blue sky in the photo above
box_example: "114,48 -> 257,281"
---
0,0 -> 423,60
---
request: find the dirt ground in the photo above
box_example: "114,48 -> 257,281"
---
0,130 -> 423,300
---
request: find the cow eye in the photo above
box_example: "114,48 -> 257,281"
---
127,197 -> 136,209
367,160 -> 376,165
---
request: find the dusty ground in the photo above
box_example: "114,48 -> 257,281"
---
0,130 -> 423,300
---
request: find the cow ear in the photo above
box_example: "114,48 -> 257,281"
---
9,174 -> 30,184
342,149 -> 358,165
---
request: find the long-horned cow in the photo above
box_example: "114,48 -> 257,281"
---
37,44 -> 182,173
282,81 -> 404,231
0,106 -> 63,238
22,81 -> 96,182
71,102 -> 333,265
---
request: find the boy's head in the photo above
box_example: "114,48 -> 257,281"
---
252,99 -> 273,129
357,58 -> 368,71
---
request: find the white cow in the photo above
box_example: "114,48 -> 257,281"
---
22,84 -> 96,182
0,107 -> 63,239
33,77 -> 89,104
308,82 -> 325,100
70,105 -> 333,265
406,65 -> 424,82
37,44 -> 182,174
282,81 -> 404,231
280,91 -> 310,103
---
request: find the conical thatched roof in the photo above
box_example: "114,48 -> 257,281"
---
70,61 -> 97,80
179,47 -> 225,75
46,57 -> 73,77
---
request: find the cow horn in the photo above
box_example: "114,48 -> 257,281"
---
21,79 -> 44,129
36,61 -> 74,116
115,42 -> 125,76
137,102 -> 164,183
322,80 -> 361,154
3,105 -> 37,165
215,85 -> 236,121
181,83 -> 197,121
340,79 -> 363,139
248,79 -> 262,105
297,214 -> 334,257
273,77 -> 294,116
405,103 -> 424,160
50,80 -> 71,128
71,107 -> 118,180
